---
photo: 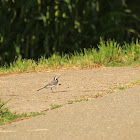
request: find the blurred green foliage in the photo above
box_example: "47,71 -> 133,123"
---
0,0 -> 140,65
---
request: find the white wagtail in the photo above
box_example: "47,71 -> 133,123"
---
37,76 -> 59,92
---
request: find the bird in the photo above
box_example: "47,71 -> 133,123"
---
37,76 -> 59,92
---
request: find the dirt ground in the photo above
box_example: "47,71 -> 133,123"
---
0,66 -> 140,113
0,66 -> 140,140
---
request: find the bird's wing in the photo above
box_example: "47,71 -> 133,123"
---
45,80 -> 57,88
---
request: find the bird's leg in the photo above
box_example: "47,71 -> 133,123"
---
51,88 -> 54,93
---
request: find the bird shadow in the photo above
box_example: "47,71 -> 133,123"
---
53,90 -> 68,93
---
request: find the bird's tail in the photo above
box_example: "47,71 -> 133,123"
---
37,87 -> 45,91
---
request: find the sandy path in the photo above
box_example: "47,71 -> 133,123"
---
0,83 -> 140,140
0,66 -> 140,113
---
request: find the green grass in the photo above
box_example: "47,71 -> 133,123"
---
74,98 -> 88,102
50,104 -> 62,109
68,98 -> 88,104
81,79 -> 140,100
110,79 -> 140,91
0,39 -> 140,74
118,86 -> 126,90
0,98 -> 44,125
129,79 -> 140,86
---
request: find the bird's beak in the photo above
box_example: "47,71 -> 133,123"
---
55,76 -> 59,79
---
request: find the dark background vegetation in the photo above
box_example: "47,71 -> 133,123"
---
0,0 -> 140,65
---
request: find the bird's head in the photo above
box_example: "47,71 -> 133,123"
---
54,76 -> 59,81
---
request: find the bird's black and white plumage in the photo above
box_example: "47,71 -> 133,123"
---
37,76 -> 59,92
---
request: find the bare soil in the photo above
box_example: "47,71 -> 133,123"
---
0,66 -> 140,113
